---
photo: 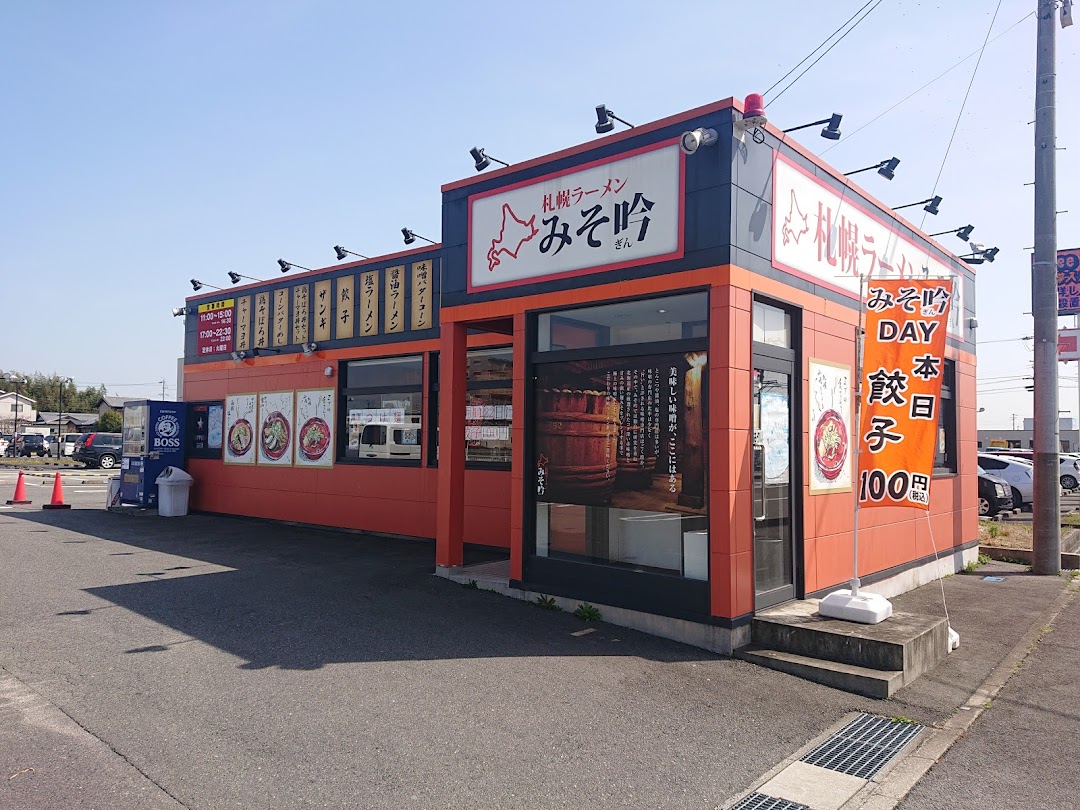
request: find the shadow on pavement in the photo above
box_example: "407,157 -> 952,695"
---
5,508 -> 717,672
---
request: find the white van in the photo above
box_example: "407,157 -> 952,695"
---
50,433 -> 81,458
358,422 -> 422,460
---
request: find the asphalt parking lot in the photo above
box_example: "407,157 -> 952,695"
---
0,474 -> 1075,809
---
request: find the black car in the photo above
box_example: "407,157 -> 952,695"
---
978,467 -> 1013,517
18,434 -> 50,457
73,432 -> 122,469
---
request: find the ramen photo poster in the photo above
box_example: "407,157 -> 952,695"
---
257,391 -> 295,466
223,394 -> 257,466
295,389 -> 335,468
808,359 -> 852,493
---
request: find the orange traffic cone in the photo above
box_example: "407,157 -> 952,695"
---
42,472 -> 71,510
6,470 -> 31,505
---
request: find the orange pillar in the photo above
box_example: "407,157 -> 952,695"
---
436,320 -> 467,568
509,312 -> 527,581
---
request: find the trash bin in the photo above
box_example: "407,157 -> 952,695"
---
156,467 -> 194,517
106,476 -> 122,509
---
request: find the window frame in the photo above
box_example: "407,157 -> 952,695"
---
337,354 -> 425,467
429,345 -> 514,470
934,358 -> 958,475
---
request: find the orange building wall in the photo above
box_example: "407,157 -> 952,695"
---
182,340 -> 512,548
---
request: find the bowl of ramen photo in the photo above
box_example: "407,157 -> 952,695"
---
298,417 -> 331,461
813,409 -> 848,481
227,418 -> 253,457
260,411 -> 291,461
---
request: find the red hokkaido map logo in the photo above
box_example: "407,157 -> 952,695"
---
486,203 -> 538,271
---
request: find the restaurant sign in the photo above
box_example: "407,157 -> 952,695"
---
772,155 -> 963,338
196,298 -> 235,356
1055,247 -> 1080,315
468,141 -> 684,291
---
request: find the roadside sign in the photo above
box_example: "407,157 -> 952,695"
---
1059,327 -> 1080,361
1056,247 -> 1080,315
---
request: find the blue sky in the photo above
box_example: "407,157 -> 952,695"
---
1,0 -> 1076,428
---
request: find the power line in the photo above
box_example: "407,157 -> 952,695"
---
821,10 -> 1034,155
918,0 -> 1004,231
768,0 -> 886,107
763,0 -> 876,97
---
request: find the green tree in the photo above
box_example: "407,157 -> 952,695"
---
0,371 -> 106,414
96,410 -> 123,432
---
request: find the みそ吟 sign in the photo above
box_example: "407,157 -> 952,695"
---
468,142 -> 683,292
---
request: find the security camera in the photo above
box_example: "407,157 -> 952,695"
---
968,241 -> 986,254
680,127 -> 718,155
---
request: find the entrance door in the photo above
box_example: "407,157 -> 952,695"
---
752,359 -> 797,609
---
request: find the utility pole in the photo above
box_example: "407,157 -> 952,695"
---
161,378 -> 166,401
1032,0 -> 1060,575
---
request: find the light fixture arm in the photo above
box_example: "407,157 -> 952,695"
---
782,117 -> 832,133
334,246 -> 370,261
894,198 -> 933,211
843,161 -> 886,177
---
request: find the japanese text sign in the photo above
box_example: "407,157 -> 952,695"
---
360,270 -> 378,337
858,278 -> 953,509
385,265 -> 404,333
292,283 -> 310,346
196,298 -> 235,357
313,280 -> 332,342
335,275 -> 355,339
468,141 -> 683,292
411,261 -> 432,330
235,295 -> 251,351
773,155 -> 963,338
254,291 -> 269,348
1055,247 -> 1080,315
273,289 -> 289,347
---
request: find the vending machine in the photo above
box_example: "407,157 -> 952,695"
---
119,400 -> 186,507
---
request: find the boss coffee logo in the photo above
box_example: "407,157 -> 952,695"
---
153,413 -> 182,450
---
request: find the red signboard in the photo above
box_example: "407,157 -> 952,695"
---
1056,247 -> 1080,315
197,298 -> 235,356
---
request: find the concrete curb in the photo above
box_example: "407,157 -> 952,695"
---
840,575 -> 1079,809
979,544 -> 1080,570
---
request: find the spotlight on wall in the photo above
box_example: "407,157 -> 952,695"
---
594,104 -> 635,134
171,306 -> 190,317
930,224 -> 975,242
302,342 -> 318,356
251,347 -> 281,357
277,259 -> 312,273
228,271 -> 264,285
844,157 -> 900,180
334,245 -> 369,261
324,366 -> 334,378
895,195 -> 942,215
959,245 -> 1000,265
190,279 -> 222,292
783,112 -> 842,140
231,350 -> 247,363
680,128 -> 719,156
470,146 -> 510,172
402,228 -> 437,246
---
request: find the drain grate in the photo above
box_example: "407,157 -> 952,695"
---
730,793 -> 811,810
800,713 -> 922,780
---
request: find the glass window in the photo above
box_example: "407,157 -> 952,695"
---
935,360 -> 957,474
431,346 -> 513,466
533,349 -> 708,578
339,355 -> 424,463
536,292 -> 707,352
752,301 -> 792,348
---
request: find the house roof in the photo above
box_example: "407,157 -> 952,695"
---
0,390 -> 36,405
96,394 -> 136,408
36,412 -> 99,427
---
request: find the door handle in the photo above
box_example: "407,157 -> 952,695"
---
753,442 -> 766,521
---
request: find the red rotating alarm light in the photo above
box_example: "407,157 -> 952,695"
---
742,93 -> 767,126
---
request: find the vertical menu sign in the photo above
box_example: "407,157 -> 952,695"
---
196,299 -> 235,356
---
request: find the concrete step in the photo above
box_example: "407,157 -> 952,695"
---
738,646 -> 904,699
751,601 -> 948,680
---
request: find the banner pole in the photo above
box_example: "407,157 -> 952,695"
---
851,272 -> 867,598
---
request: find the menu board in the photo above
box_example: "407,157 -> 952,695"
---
257,391 -> 295,466
254,292 -> 270,348
411,261 -> 432,330
224,394 -> 257,465
235,295 -> 251,351
273,288 -> 289,347
196,299 -> 235,356
385,265 -> 405,333
292,283 -> 310,346
360,270 -> 378,337
295,389 -> 335,468
336,276 -> 355,339
313,280 -> 332,342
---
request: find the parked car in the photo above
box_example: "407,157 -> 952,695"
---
73,432 -> 122,469
48,433 -> 81,458
977,466 -> 1014,517
977,454 -> 1035,508
979,448 -> 1080,489
18,434 -> 51,458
